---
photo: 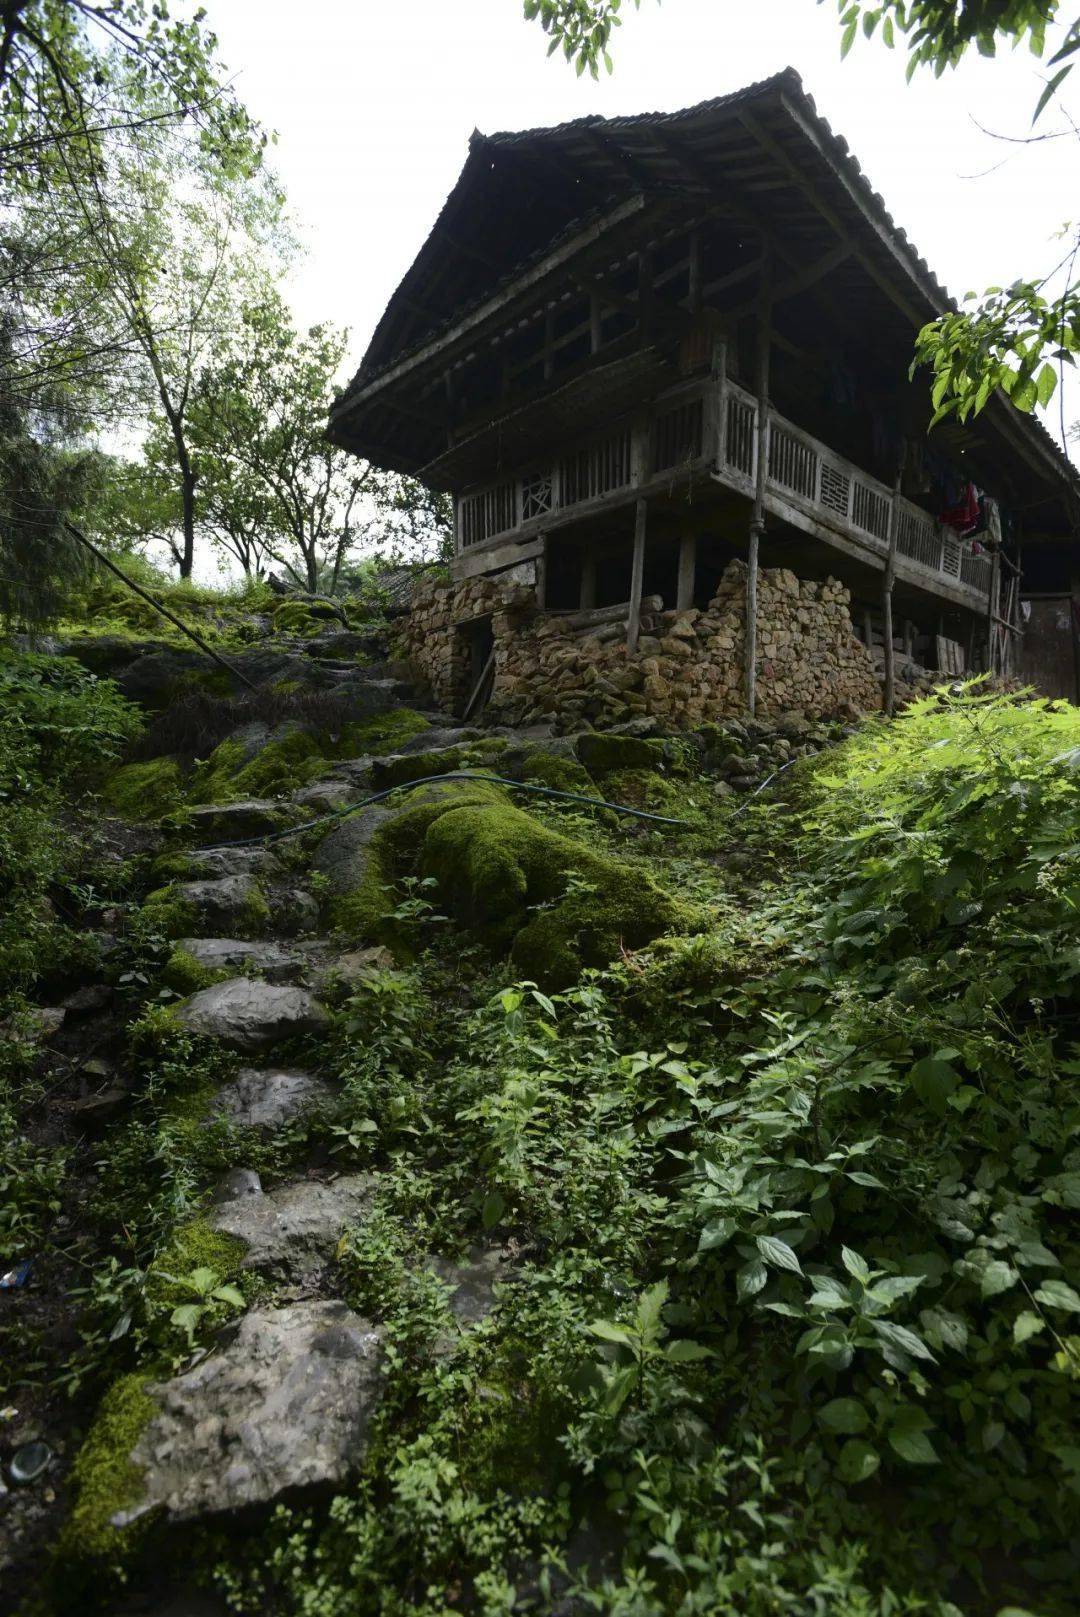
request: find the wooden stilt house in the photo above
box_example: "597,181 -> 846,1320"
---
329,69 -> 1080,708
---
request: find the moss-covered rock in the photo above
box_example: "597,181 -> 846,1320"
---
271,599 -> 322,635
328,781 -> 690,986
193,729 -> 327,803
575,733 -> 667,775
518,752 -> 602,797
139,883 -> 199,939
102,757 -> 185,821
60,1373 -> 155,1568
338,708 -> 431,757
160,946 -> 230,996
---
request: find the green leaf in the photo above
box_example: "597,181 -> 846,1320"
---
980,1260 -> 1019,1298
871,1319 -> 936,1362
838,1438 -> 880,1483
187,1267 -> 218,1296
635,1280 -> 669,1339
589,1319 -> 634,1346
211,1284 -> 245,1309
888,1407 -> 939,1465
698,1217 -> 736,1252
481,1190 -> 506,1230
1013,1311 -> 1046,1345
736,1259 -> 768,1300
909,1056 -> 960,1111
756,1234 -> 802,1274
1034,1280 -> 1080,1313
665,1339 -> 713,1363
841,1247 -> 871,1284
170,1303 -> 203,1340
819,1397 -> 869,1434
1032,65 -> 1072,125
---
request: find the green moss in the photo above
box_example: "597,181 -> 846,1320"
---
148,1217 -> 245,1303
160,947 -> 229,995
175,666 -> 234,699
193,729 -> 329,803
519,753 -> 600,796
338,708 -> 431,759
102,757 -> 185,821
369,745 -> 468,789
140,883 -> 198,939
575,732 -> 667,776
60,1373 -> 155,1567
271,599 -> 321,635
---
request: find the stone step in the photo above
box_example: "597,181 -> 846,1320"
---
209,1168 -> 376,1281
174,978 -> 330,1052
185,800 -> 300,842
211,1066 -> 337,1132
112,1301 -> 383,1526
174,938 -> 304,982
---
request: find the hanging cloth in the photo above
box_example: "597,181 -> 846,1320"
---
941,481 -> 979,534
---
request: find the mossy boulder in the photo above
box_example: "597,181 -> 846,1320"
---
102,757 -> 185,821
139,884 -> 199,939
575,733 -> 667,775
160,946 -> 232,996
193,728 -> 327,803
338,708 -> 430,757
327,782 -> 690,986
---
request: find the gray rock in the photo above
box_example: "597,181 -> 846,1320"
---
174,876 -> 266,934
429,1246 -> 512,1327
313,946 -> 394,997
115,1302 -> 382,1524
212,1067 -> 337,1133
303,631 -> 385,661
212,1168 -> 262,1203
170,846 -> 281,881
314,805 -> 395,898
175,978 -> 330,1052
268,886 -> 319,937
210,1174 -> 375,1279
116,649 -> 223,709
292,779 -> 362,812
175,938 -> 303,982
186,800 -> 296,841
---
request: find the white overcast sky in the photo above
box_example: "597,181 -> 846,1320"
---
204,0 -> 1078,445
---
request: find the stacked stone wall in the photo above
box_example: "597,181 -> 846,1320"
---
399,560 -> 887,729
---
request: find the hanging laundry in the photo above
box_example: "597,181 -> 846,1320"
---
941,481 -> 979,534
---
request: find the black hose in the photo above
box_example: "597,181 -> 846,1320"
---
204,770 -> 691,849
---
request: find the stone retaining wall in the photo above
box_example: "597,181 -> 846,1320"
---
399,560 -> 890,729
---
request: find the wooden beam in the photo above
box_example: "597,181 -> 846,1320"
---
741,104 -> 929,331
677,532 -> 696,611
628,498 -> 647,653
746,257 -> 772,716
882,461 -> 904,716
331,194 -> 651,421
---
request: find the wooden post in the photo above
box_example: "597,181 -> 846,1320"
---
627,498 -> 647,654
580,552 -> 597,611
535,535 -> 548,610
677,533 -> 696,611
745,256 -> 772,716
589,289 -> 602,355
985,549 -> 1001,675
882,460 -> 903,717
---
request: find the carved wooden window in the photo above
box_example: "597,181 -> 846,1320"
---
520,470 -> 554,522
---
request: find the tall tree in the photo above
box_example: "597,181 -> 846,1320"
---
185,292 -> 448,592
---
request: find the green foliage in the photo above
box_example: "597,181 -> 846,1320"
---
0,652 -> 141,987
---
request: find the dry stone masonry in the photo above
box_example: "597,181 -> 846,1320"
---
399,560 -> 885,730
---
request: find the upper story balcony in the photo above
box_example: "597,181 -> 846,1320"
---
451,375 -> 994,613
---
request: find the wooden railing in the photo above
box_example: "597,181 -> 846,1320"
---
453,375 -> 994,604
719,379 -> 993,598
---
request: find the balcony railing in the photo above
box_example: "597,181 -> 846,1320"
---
453,376 -> 993,603
719,380 -> 993,598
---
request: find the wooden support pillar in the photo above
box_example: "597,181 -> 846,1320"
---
627,498 -> 647,654
745,255 -> 772,716
535,536 -> 548,610
903,619 -> 914,659
589,289 -> 602,355
985,549 -> 1001,675
677,533 -> 696,612
882,461 -> 903,717
580,552 -> 597,611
